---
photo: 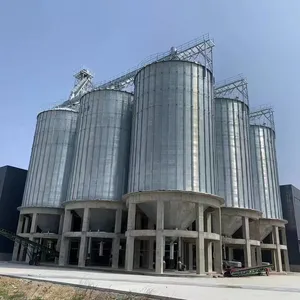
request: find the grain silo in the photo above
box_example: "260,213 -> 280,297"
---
15,108 -> 77,262
59,89 -> 133,268
249,108 -> 289,272
214,77 -> 261,268
124,60 -> 223,274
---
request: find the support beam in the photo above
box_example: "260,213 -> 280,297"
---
273,226 -> 283,272
213,240 -> 222,273
188,243 -> 193,271
134,212 -> 142,269
242,217 -> 251,267
257,247 -> 262,266
125,203 -> 136,271
30,213 -> 38,234
206,241 -> 213,272
283,250 -> 290,272
155,201 -> 165,274
78,208 -> 90,267
251,247 -> 256,266
12,215 -> 24,261
59,210 -> 72,266
281,227 -> 289,271
212,208 -> 222,273
196,204 -> 205,274
112,209 -> 122,269
148,221 -> 154,270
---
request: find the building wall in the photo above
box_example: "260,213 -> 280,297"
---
280,184 -> 300,265
0,166 -> 27,259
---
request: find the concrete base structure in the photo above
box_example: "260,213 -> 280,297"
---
123,191 -> 224,275
258,218 -> 290,272
12,207 -> 63,263
11,201 -> 291,275
221,207 -> 262,268
58,201 -> 126,269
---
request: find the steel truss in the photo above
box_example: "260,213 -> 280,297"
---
58,33 -> 215,108
214,74 -> 249,105
249,106 -> 275,130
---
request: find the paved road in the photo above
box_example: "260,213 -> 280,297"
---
0,263 -> 300,300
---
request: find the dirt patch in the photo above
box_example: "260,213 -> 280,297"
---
0,276 -> 156,300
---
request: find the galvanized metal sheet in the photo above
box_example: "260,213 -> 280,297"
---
67,90 -> 133,202
128,61 -> 215,229
250,125 -> 283,219
22,109 -> 78,208
128,61 -> 215,194
215,98 -> 254,209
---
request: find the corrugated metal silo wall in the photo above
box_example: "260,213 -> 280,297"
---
128,60 -> 215,193
249,125 -> 282,218
280,184 -> 300,265
22,109 -> 78,208
67,90 -> 133,202
215,98 -> 254,209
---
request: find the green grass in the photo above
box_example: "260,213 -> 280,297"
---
0,288 -> 26,299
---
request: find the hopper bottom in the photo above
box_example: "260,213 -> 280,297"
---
138,201 -> 196,230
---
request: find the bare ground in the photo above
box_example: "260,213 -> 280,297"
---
0,276 -> 156,300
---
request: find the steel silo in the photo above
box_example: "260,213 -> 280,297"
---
128,60 -> 215,228
215,98 -> 254,209
67,89 -> 133,203
22,108 -> 78,208
249,125 -> 283,219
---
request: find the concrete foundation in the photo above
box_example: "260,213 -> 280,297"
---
11,199 -> 291,274
221,207 -> 262,268
12,207 -> 63,263
258,218 -> 289,272
123,191 -> 224,274
58,201 -> 126,268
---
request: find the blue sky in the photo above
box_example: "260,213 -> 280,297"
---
0,0 -> 299,187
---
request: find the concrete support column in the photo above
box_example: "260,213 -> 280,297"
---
281,227 -> 288,245
56,213 -> 65,254
25,237 -> 34,263
228,248 -> 234,261
78,208 -> 90,267
242,217 -> 251,267
254,220 -> 262,266
58,213 -> 64,235
155,201 -> 165,274
25,215 -> 37,263
196,204 -> 205,274
281,227 -> 289,271
178,237 -> 182,259
112,209 -> 122,269
19,216 -> 30,261
30,213 -> 38,234
273,226 -> 283,272
283,250 -> 290,272
206,212 -> 212,273
148,221 -> 154,270
188,243 -> 193,271
59,209 -> 72,266
134,212 -> 142,269
251,247 -> 256,266
148,239 -> 154,269
257,247 -> 262,266
23,217 -> 30,234
212,208 -> 222,273
206,241 -> 213,273
12,215 -> 24,261
125,203 -> 136,271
